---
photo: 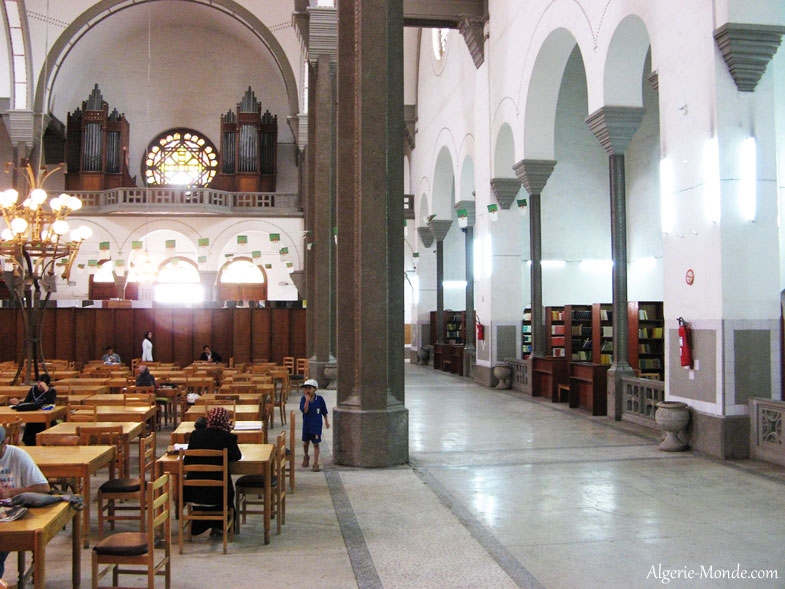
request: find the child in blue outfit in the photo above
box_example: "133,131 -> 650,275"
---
300,378 -> 329,471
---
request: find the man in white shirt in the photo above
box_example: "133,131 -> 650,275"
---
0,425 -> 50,577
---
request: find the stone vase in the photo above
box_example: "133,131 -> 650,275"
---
417,347 -> 430,366
493,364 -> 512,389
323,363 -> 337,390
655,401 -> 690,451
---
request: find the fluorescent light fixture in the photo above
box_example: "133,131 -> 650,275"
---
660,157 -> 676,233
442,280 -> 467,289
540,260 -> 566,268
739,137 -> 757,221
703,137 -> 721,224
579,259 -> 613,271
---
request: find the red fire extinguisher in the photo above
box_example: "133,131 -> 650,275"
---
678,317 -> 692,368
476,316 -> 484,341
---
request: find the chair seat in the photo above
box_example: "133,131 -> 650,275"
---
100,478 -> 141,493
93,532 -> 148,556
236,474 -> 276,488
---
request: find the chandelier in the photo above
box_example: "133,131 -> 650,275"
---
0,163 -> 92,384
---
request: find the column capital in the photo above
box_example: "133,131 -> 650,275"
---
512,159 -> 556,196
458,15 -> 488,69
489,177 -> 521,209
585,106 -> 645,156
418,226 -> 434,248
5,110 -> 36,149
427,219 -> 452,242
714,23 -> 785,92
454,200 -> 476,227
307,6 -> 338,67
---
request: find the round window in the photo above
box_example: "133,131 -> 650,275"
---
143,129 -> 218,187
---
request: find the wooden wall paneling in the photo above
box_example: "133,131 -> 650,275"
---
192,309 -> 212,361
134,309 -> 155,363
94,310 -> 116,362
289,308 -> 306,358
211,309 -> 233,364
232,308 -> 252,365
74,309 -> 95,367
40,309 -> 57,361
54,308 -> 76,362
114,309 -> 135,365
172,309 -> 193,368
0,310 -> 17,362
270,308 -> 290,365
153,309 -> 174,364
15,310 -> 24,365
251,309 -> 271,361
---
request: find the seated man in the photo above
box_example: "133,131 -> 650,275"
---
102,346 -> 121,364
135,365 -> 157,388
9,375 -> 57,446
198,345 -> 222,363
0,424 -> 50,577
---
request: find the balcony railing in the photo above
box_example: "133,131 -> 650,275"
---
750,397 -> 785,467
70,188 -> 302,216
622,375 -> 664,423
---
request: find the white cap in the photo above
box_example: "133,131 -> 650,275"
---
303,378 -> 319,388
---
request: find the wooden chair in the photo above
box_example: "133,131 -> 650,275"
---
78,425 -> 126,481
178,448 -> 234,554
91,473 -> 171,589
0,418 -> 23,445
282,357 -> 295,375
235,432 -> 286,535
95,432 -> 156,540
69,404 -> 98,422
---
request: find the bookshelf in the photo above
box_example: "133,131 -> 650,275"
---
566,304 -> 593,362
522,308 -> 532,358
430,310 -> 466,376
445,311 -> 465,345
592,303 -> 613,365
628,301 -> 664,380
545,306 -> 566,357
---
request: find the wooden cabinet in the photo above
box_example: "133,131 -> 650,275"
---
430,311 -> 466,376
546,306 -> 566,357
565,304 -> 592,362
532,356 -> 569,401
522,308 -> 532,358
628,301 -> 664,380
568,362 -> 609,415
592,303 -> 613,366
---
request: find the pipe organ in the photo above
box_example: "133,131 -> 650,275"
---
65,84 -> 134,190
213,87 -> 278,192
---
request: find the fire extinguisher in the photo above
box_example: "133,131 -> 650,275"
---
476,316 -> 484,341
678,317 -> 692,368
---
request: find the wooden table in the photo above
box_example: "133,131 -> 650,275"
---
198,393 -> 265,405
184,404 -> 260,422
171,421 -> 264,444
0,406 -> 66,428
54,377 -> 110,385
82,394 -> 137,406
37,421 -> 144,477
59,384 -> 110,395
0,502 -> 81,588
156,443 -> 274,544
60,393 -> 96,405
25,445 -> 115,548
71,405 -> 156,423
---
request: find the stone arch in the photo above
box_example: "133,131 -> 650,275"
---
33,0 -> 299,118
432,145 -> 456,219
523,28 -> 584,160
210,219 -> 302,269
494,123 -> 516,177
459,155 -> 475,203
120,219 -> 201,255
603,14 -> 652,107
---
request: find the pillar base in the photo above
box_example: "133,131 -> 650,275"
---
333,404 -> 409,467
309,358 -> 335,389
607,362 -> 635,420
473,364 -> 494,387
686,410 -> 749,459
463,346 -> 476,378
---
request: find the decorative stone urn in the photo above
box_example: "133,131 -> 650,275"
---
417,347 -> 430,366
493,364 -> 512,389
323,363 -> 337,390
655,401 -> 690,451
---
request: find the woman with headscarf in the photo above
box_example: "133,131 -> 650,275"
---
183,407 -> 241,536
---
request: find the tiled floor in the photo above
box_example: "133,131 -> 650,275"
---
4,362 -> 785,587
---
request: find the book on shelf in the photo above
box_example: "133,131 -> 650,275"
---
551,336 -> 565,346
600,309 -> 612,321
639,309 -> 648,320
572,351 -> 592,361
552,325 -> 565,335
523,312 -> 531,320
639,358 -> 661,370
602,326 -> 613,337
571,309 -> 592,321
522,325 -> 531,333
653,327 -> 663,338
600,353 -> 612,364
552,347 -> 565,357
601,341 -> 613,352
551,310 -> 564,321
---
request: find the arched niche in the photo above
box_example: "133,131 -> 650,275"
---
603,15 -> 652,107
459,156 -> 476,202
432,145 -> 455,220
216,256 -> 268,301
493,123 -> 516,177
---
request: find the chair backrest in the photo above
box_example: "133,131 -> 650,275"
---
139,432 -> 157,485
282,357 -> 295,375
215,394 -> 239,402
295,358 -> 309,378
124,392 -> 155,406
1,419 -> 23,445
178,448 -> 228,504
68,404 -> 97,422
77,425 -> 125,471
147,473 -> 171,550
289,410 -> 296,454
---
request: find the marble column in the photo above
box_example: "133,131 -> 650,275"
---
304,65 -> 317,360
454,201 -> 476,376
513,160 -> 556,359
309,54 -> 336,387
428,219 -> 453,345
333,0 -> 408,467
586,106 -> 645,420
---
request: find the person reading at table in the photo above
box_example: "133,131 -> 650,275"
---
102,346 -> 121,364
0,424 -> 50,578
8,375 -> 57,446
135,365 -> 157,389
300,379 -> 329,472
184,407 -> 241,537
198,345 -> 222,363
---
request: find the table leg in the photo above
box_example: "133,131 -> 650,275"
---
17,551 -> 26,589
82,468 -> 91,548
72,506 -> 82,588
123,436 -> 131,478
33,530 -> 44,589
264,459 -> 271,545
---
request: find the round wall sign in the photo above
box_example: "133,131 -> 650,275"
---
685,268 -> 695,286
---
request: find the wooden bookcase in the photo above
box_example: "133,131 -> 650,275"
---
430,310 -> 466,375
565,304 -> 592,362
592,303 -> 613,366
628,301 -> 664,380
545,306 -> 566,357
522,308 -> 532,358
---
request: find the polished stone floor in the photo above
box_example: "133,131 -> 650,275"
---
5,362 -> 785,587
